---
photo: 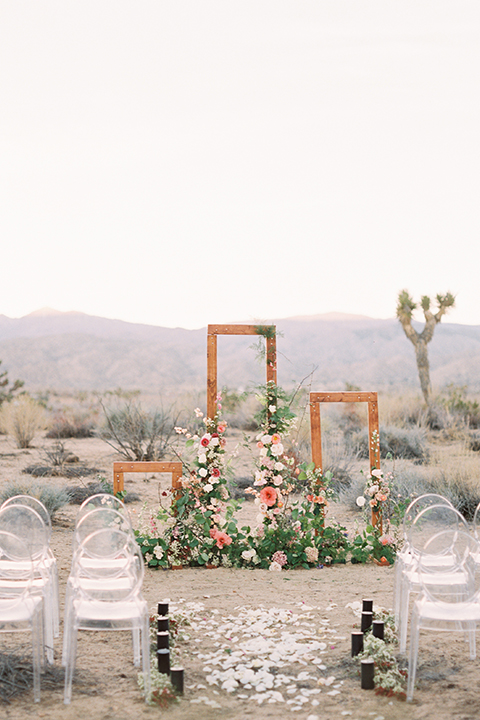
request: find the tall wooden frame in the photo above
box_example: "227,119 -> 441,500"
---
207,324 -> 277,418
309,391 -> 381,529
113,461 -> 183,497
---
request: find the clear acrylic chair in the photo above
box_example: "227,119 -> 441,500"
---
397,503 -> 471,654
0,495 -> 60,638
394,494 -> 454,628
407,529 -> 479,701
0,530 -> 45,702
0,504 -> 56,664
62,528 -> 150,704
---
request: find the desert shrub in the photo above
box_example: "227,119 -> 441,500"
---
426,467 -> 480,520
65,476 -> 140,505
350,425 -> 428,462
46,412 -> 95,438
99,400 -> 179,461
0,481 -> 70,519
0,396 -> 46,448
438,385 -> 480,429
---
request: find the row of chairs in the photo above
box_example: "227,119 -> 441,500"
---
394,494 -> 480,701
0,493 -> 150,704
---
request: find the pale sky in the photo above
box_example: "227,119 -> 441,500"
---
1,1 -> 479,329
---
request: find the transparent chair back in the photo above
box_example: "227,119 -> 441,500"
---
76,493 -> 130,525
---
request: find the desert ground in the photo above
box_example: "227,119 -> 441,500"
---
1,432 -> 479,720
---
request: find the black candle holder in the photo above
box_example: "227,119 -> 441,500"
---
362,598 -> 373,613
170,667 -> 184,694
361,611 -> 373,633
351,631 -> 364,657
157,616 -> 169,633
372,620 -> 384,640
157,631 -> 169,650
361,658 -> 375,689
157,648 -> 170,675
157,601 -> 169,617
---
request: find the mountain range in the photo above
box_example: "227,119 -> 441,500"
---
1,308 -> 480,395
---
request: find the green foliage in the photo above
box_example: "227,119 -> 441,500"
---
439,384 -> 480,428
254,381 -> 296,435
0,360 -> 24,407
0,481 -> 70,519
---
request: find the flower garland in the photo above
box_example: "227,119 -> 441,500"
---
246,382 -> 297,527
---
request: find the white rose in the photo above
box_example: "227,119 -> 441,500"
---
274,462 -> 284,471
210,437 -> 219,446
204,483 -> 213,492
199,467 -> 208,477
198,453 -> 207,464
269,561 -> 282,572
371,468 -> 383,478
356,496 -> 366,507
270,443 -> 284,456
269,405 -> 276,413
261,434 -> 272,444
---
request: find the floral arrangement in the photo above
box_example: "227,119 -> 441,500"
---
356,467 -> 392,514
135,396 -> 238,568
246,382 -> 297,527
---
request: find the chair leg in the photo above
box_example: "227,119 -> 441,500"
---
32,602 -> 43,702
407,607 -> 420,702
64,622 -> 78,704
141,616 -> 151,703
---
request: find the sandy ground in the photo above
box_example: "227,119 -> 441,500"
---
1,434 -> 480,720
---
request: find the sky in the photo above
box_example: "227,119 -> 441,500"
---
1,1 -> 479,329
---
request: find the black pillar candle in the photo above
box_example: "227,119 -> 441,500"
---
362,599 -> 373,613
157,631 -> 169,650
170,667 -> 184,694
157,616 -> 169,633
361,611 -> 373,633
372,620 -> 384,640
157,649 -> 170,675
157,602 -> 169,616
361,658 -> 375,689
351,631 -> 364,657
352,632 -> 363,657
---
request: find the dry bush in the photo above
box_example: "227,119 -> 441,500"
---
46,411 -> 95,438
0,480 -> 70,519
0,396 -> 46,448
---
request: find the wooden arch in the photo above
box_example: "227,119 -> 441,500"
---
207,324 -> 277,418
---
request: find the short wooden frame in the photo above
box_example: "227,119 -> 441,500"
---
207,324 -> 277,418
309,391 -> 381,528
113,461 -> 183,496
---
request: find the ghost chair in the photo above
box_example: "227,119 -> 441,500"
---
0,504 -> 56,664
1,495 -> 60,638
62,528 -> 150,704
407,528 -> 480,701
0,530 -> 45,702
394,494 -> 454,628
397,504 -> 471,654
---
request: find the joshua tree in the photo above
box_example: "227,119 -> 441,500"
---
396,290 -> 455,404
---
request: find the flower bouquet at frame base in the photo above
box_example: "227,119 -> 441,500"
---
135,397 -> 237,569
353,468 -> 398,566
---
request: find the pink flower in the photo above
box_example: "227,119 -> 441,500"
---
200,436 -> 210,447
259,486 -> 277,507
271,434 -> 281,444
213,530 -> 232,549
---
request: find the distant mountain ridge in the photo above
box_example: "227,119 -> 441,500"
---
1,309 -> 480,394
